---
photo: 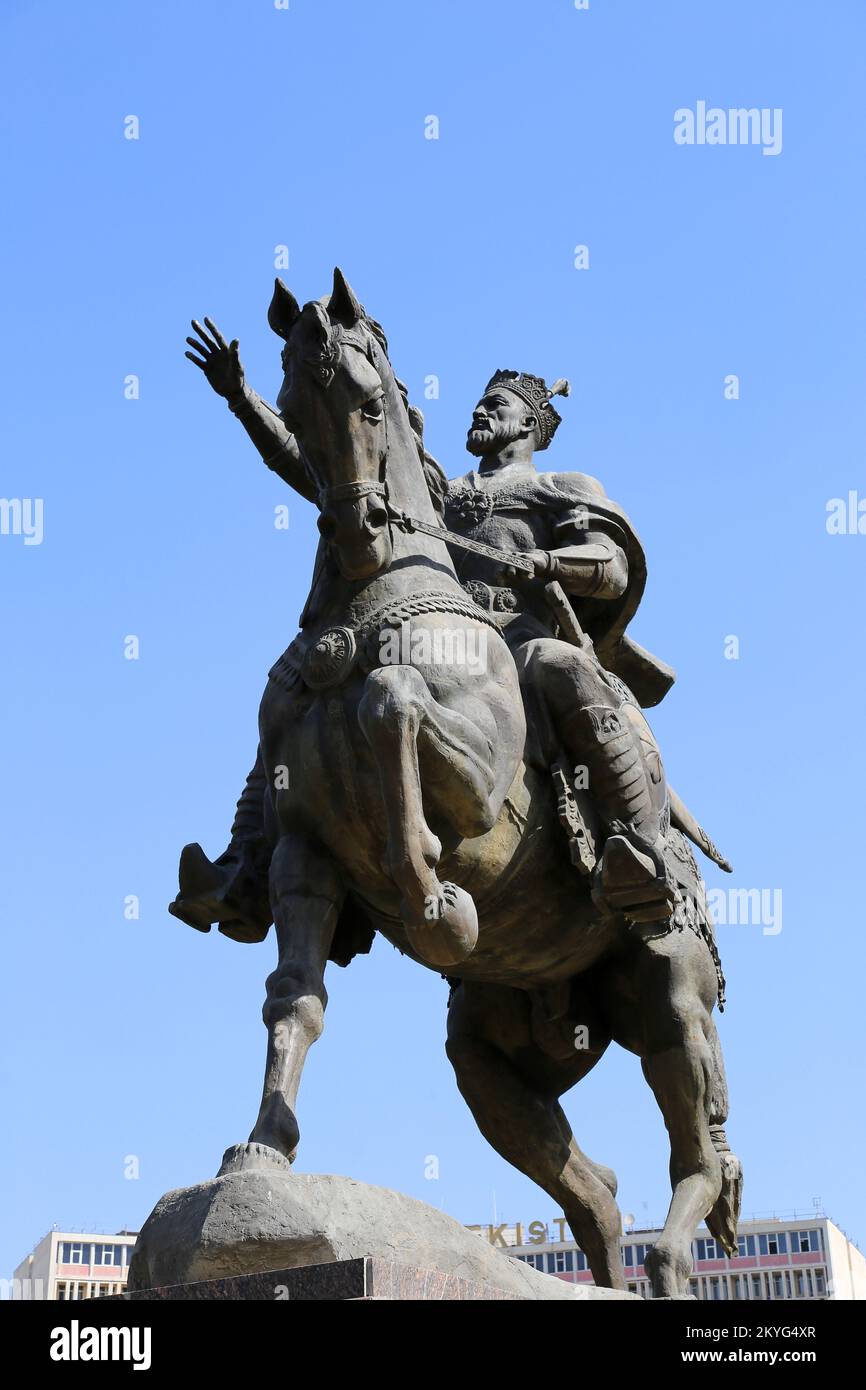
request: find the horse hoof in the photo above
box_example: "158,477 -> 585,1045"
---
216,1141 -> 294,1178
404,881 -> 479,968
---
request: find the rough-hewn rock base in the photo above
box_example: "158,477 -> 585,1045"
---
127,1148 -> 636,1302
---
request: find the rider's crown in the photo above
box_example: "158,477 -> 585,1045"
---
484,370 -> 570,451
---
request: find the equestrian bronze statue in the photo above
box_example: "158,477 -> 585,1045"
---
174,269 -> 742,1298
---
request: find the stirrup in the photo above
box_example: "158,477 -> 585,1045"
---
592,833 -> 676,924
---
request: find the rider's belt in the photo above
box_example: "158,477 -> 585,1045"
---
460,580 -> 520,613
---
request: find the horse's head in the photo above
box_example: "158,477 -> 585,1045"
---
269,268 -> 408,582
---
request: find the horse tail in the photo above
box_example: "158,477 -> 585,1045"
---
704,1016 -> 744,1255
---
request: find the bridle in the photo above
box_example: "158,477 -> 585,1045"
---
317,478 -> 389,509
298,325 -> 533,575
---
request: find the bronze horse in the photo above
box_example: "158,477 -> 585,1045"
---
183,270 -> 742,1298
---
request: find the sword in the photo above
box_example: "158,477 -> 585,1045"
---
388,509 -> 537,576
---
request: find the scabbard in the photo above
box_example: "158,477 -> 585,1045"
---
543,580 -> 591,650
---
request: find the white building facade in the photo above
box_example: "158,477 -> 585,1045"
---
10,1229 -> 139,1300
468,1214 -> 865,1300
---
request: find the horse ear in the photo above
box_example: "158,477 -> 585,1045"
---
268,278 -> 301,340
329,266 -> 363,327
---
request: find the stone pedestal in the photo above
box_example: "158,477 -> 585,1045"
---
127,1145 -> 636,1302
119,1256 -> 542,1300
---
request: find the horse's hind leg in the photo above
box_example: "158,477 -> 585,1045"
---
242,832 -> 343,1164
606,926 -> 741,1297
358,664 -> 506,969
446,981 -> 626,1289
703,1014 -> 744,1255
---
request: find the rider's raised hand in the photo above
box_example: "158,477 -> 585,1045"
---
185,318 -> 245,399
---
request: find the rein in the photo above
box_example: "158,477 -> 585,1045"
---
312,326 -> 534,579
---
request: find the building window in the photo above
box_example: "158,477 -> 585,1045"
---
696,1238 -> 719,1261
737,1234 -> 757,1257
93,1244 -> 121,1266
759,1231 -> 788,1257
751,1274 -> 763,1299
63,1243 -> 91,1265
575,1251 -> 587,1272
623,1245 -> 633,1266
815,1270 -> 826,1296
518,1254 -> 545,1271
689,1279 -> 699,1298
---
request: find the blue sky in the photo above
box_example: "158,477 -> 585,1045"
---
2,0 -> 865,1277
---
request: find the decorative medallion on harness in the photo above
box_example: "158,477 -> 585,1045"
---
461,580 -> 519,613
300,625 -> 358,690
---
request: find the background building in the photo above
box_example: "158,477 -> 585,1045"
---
471,1212 -> 865,1300
10,1229 -> 139,1300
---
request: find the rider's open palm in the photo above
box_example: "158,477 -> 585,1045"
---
185,318 -> 245,398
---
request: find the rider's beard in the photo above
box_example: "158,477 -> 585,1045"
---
465,418 -> 524,457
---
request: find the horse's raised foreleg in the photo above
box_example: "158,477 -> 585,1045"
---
246,833 -> 343,1162
358,664 -> 502,968
447,981 -> 626,1289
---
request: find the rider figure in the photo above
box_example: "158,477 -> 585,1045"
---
446,369 -> 677,923
173,320 -> 692,939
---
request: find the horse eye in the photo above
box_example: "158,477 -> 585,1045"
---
362,397 -> 384,421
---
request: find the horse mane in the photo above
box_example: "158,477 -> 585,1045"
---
361,313 -> 448,519
292,297 -> 449,519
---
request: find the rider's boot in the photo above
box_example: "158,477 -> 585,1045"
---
168,757 -> 273,943
560,699 -> 675,925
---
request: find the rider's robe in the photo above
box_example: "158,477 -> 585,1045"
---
444,463 -> 675,708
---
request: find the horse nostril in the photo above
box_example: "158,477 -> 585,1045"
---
318,514 -> 337,540
367,506 -> 389,530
